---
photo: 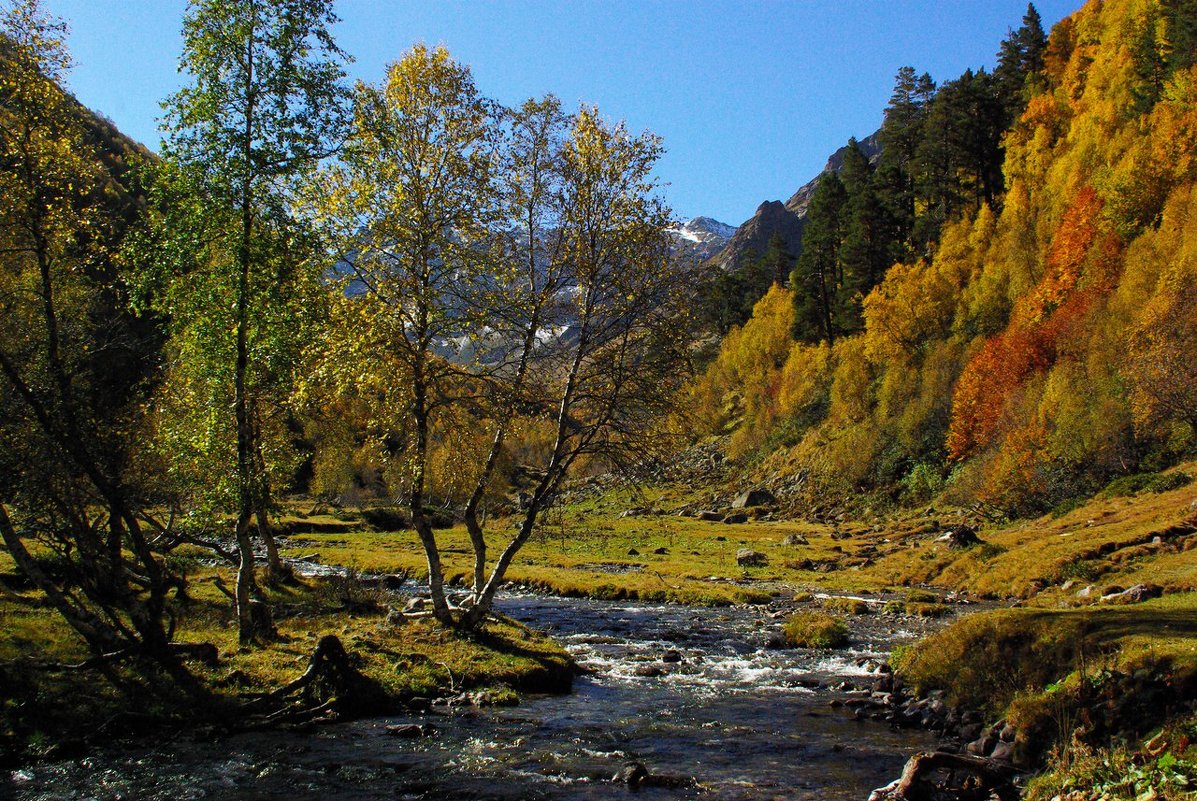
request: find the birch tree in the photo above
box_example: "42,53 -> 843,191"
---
309,47 -> 691,628
159,0 -> 348,644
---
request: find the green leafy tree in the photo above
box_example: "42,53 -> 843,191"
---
159,0 -> 349,644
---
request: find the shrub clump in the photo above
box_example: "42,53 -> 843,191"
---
905,601 -> 952,617
783,611 -> 849,649
1098,471 -> 1192,499
822,596 -> 870,615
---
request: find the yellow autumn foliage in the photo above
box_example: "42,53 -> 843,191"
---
686,0 -> 1197,512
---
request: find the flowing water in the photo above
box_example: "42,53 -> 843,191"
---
7,593 -> 941,801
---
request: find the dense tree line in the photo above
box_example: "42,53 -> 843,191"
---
789,4 -> 1047,347
691,0 -> 1197,515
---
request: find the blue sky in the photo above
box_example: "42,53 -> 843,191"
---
52,0 -> 1080,226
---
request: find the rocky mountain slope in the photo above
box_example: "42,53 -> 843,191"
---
708,130 -> 882,273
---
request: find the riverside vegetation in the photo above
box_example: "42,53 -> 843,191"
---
4,0 -> 1197,798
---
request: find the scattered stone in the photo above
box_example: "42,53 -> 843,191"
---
990,740 -> 1015,762
613,762 -> 648,786
372,574 -> 402,592
869,751 -> 1018,801
967,735 -> 996,756
661,649 -> 682,663
736,549 -> 768,567
723,513 -> 749,525
732,488 -> 776,509
958,722 -> 983,741
652,547 -> 669,555
627,548 -> 640,556
698,511 -> 723,522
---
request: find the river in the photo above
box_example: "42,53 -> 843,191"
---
8,592 -> 942,800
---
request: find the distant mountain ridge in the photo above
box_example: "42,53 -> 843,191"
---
708,130 -> 882,273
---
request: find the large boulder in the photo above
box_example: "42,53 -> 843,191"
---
732,488 -> 776,509
937,525 -> 982,549
736,549 -> 768,567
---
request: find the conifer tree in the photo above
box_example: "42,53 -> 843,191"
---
913,69 -> 1004,246
1130,8 -> 1168,115
1161,0 -> 1197,73
995,3 -> 1047,123
876,67 -> 935,251
838,140 -> 895,331
791,172 -> 847,345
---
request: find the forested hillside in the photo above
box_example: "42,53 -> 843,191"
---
690,0 -> 1197,516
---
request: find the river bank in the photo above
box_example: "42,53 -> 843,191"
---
8,590 -> 951,800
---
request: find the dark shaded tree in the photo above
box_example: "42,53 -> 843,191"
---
913,69 -> 1005,246
0,0 -> 201,693
791,172 -> 847,345
838,140 -> 896,332
876,66 -> 935,251
995,3 -> 1048,123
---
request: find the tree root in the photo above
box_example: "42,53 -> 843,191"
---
241,635 -> 391,726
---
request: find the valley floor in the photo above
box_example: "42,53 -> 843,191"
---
2,466 -> 1196,796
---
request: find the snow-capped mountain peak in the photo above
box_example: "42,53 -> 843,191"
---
668,216 -> 738,259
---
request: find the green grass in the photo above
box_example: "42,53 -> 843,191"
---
1025,715 -> 1197,800
892,592 -> 1197,767
4,461 -> 1197,777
